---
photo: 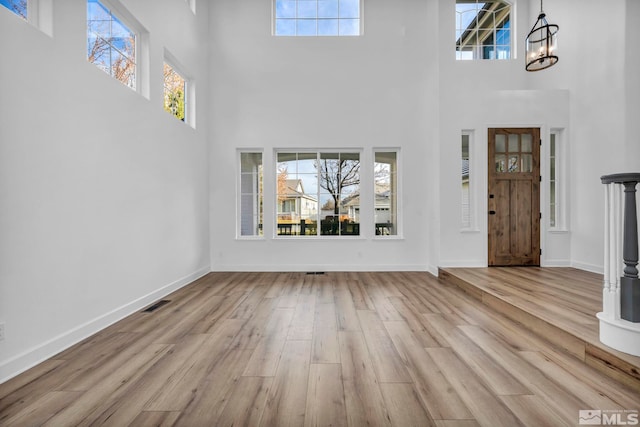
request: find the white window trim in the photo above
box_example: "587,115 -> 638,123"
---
455,0 -> 514,61
163,48 -> 195,128
272,0 -> 363,37
237,150 -> 265,240
549,128 -> 568,232
1,0 -> 52,36
88,0 -> 150,98
461,130 -> 480,232
373,148 -> 402,239
273,148 -> 365,239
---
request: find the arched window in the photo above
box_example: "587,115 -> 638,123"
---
456,1 -> 511,60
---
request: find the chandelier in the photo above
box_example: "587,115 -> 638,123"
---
525,0 -> 559,71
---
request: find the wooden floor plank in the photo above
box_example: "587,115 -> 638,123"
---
214,376 -> 272,427
381,382 -> 437,427
260,340 -> 311,427
304,363 -> 347,427
243,308 -> 295,377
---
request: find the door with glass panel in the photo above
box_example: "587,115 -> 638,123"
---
488,128 -> 540,266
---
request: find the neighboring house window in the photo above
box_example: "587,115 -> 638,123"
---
374,151 -> 398,236
456,0 -> 511,60
1,0 -> 27,19
461,133 -> 471,229
276,151 -> 360,236
274,0 -> 361,36
87,0 -> 137,90
240,152 -> 263,237
163,62 -> 186,122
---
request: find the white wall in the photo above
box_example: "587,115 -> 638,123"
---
437,0 -> 638,272
0,0 -> 210,381
208,0 -> 436,271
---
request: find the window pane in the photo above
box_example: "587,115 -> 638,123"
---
339,19 -> 359,36
298,0 -> 317,18
508,134 -> 519,152
275,0 -> 296,18
318,0 -> 338,18
521,154 -> 532,172
495,155 -> 506,172
521,134 -> 532,152
297,19 -> 317,36
495,134 -> 506,152
318,19 -> 338,35
275,18 -> 296,35
374,151 -> 397,236
461,134 -> 470,228
164,63 -> 186,121
339,0 -> 359,18
240,153 -> 263,237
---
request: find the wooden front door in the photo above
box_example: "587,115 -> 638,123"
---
488,128 -> 540,266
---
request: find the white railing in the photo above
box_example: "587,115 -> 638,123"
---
598,173 -> 640,356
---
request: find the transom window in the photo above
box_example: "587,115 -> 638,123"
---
87,0 -> 136,89
1,0 -> 27,19
276,152 -> 360,236
456,0 -> 511,60
274,0 -> 361,36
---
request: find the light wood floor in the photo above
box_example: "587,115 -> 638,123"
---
1,271 -> 639,426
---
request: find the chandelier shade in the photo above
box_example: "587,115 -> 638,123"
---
525,2 -> 559,71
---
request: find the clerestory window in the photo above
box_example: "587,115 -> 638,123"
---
87,0 -> 137,90
456,0 -> 511,60
274,0 -> 361,36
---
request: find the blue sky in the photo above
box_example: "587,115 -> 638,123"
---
1,0 -> 26,18
275,0 -> 360,36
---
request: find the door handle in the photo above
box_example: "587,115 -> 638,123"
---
489,210 -> 496,215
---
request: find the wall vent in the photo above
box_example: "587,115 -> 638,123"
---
142,299 -> 171,313
306,272 -> 326,275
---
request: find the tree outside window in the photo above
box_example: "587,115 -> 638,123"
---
163,63 -> 186,121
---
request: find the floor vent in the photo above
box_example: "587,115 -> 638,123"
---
142,299 -> 171,313
306,272 -> 326,275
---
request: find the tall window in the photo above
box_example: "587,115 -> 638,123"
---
549,131 -> 558,228
1,0 -> 27,19
456,0 -> 511,60
87,0 -> 136,89
276,151 -> 360,236
461,133 -> 471,229
274,0 -> 361,36
374,151 -> 398,236
163,62 -> 186,122
240,152 -> 263,237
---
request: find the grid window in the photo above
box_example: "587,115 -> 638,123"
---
374,151 -> 398,236
456,0 -> 511,60
240,153 -> 264,237
1,0 -> 27,19
163,63 -> 186,122
274,0 -> 361,36
276,151 -> 360,236
87,0 -> 136,90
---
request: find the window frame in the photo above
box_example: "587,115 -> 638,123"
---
548,128 -> 567,232
86,0 -> 149,97
273,0 -> 362,37
274,149 -> 363,238
163,50 -> 195,127
238,150 -> 265,239
373,149 -> 401,239
455,0 -> 513,61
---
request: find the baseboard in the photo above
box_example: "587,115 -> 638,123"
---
437,260 -> 487,268
571,260 -> 604,274
210,264 -> 429,272
0,266 -> 210,384
540,259 -> 571,267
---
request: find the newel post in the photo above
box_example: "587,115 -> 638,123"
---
602,173 -> 640,322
